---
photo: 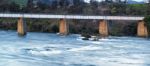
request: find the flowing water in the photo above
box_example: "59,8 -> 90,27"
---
0,30 -> 150,66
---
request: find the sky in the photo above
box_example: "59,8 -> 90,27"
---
84,0 -> 144,3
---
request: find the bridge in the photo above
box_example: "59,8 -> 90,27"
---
0,13 -> 148,37
0,13 -> 144,20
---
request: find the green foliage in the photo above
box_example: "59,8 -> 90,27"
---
126,4 -> 148,16
144,16 -> 150,33
10,0 -> 28,8
111,7 -> 117,15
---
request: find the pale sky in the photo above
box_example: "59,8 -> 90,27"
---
84,0 -> 144,3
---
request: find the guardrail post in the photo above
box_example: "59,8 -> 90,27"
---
17,17 -> 27,36
137,20 -> 148,37
99,20 -> 108,37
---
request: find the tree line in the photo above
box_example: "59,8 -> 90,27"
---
0,0 -> 149,16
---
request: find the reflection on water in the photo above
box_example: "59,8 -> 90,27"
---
0,30 -> 150,66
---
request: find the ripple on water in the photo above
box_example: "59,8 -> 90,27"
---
22,47 -> 62,56
68,45 -> 102,52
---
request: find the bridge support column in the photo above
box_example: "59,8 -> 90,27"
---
137,20 -> 148,37
17,17 -> 27,36
59,19 -> 69,35
99,20 -> 108,37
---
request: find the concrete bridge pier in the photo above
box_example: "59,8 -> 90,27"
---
59,19 -> 69,35
17,17 -> 27,36
137,20 -> 148,37
99,20 -> 108,37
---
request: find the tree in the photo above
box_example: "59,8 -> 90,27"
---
73,0 -> 84,5
9,2 -> 20,12
0,0 -> 9,5
0,0 -> 9,12
144,16 -> 150,34
90,0 -> 98,7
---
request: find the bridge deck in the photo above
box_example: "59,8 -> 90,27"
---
0,13 -> 144,20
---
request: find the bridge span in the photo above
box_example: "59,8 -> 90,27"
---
0,13 -> 144,20
0,13 -> 148,37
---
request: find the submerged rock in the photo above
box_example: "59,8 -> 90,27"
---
90,36 -> 99,41
82,37 -> 89,40
81,33 -> 100,41
81,34 -> 91,40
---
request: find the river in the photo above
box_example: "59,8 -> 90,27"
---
0,30 -> 150,66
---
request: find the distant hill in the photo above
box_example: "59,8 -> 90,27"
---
127,0 -> 144,4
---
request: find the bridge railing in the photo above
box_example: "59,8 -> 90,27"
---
0,13 -> 144,20
0,12 -> 144,17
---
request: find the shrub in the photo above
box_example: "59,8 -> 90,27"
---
144,16 -> 150,34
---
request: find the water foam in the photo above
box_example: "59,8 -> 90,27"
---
68,45 -> 101,52
25,46 -> 62,56
28,50 -> 62,56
